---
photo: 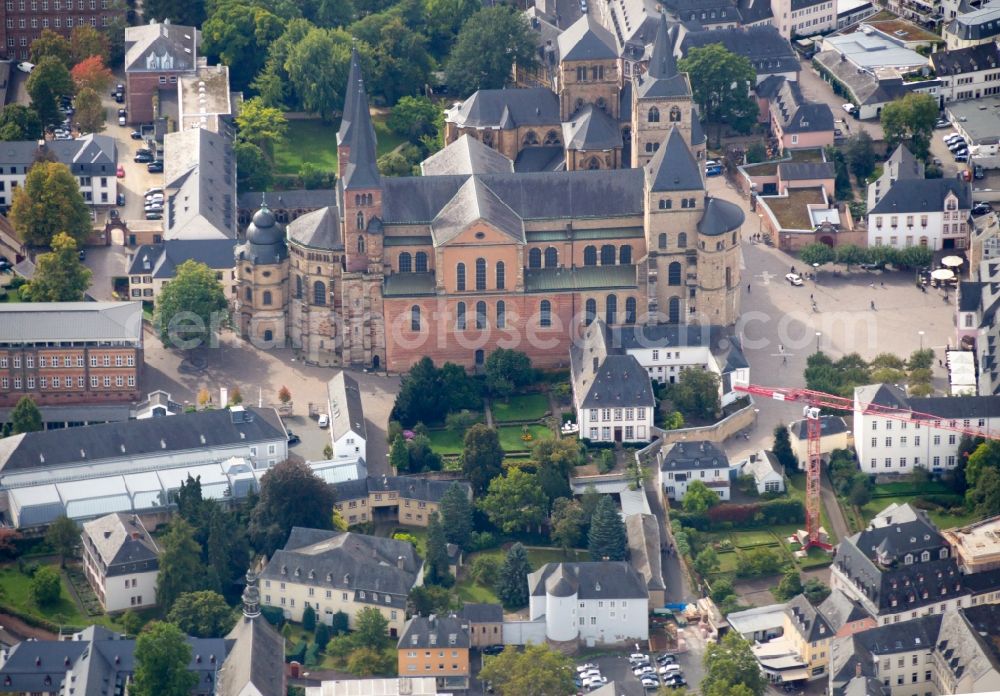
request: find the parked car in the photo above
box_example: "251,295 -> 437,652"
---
147,161 -> 164,173
705,162 -> 723,176
116,164 -> 125,178
955,153 -> 969,162
841,103 -> 856,114
0,259 -> 11,272
118,110 -> 127,126
482,645 -> 504,655
973,202 -> 992,216
944,133 -> 964,143
834,128 -> 843,137
785,272 -> 803,286
134,152 -> 153,163
16,61 -> 34,73
108,208 -> 119,220
656,654 -> 677,665
286,431 -> 301,445
144,212 -> 162,220
975,164 -> 985,179
117,192 -> 126,206
318,413 -> 330,428
130,130 -> 143,140
144,187 -> 164,197
935,119 -> 951,129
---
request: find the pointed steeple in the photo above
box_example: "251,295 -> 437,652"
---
337,45 -> 364,147
647,13 -> 677,80
646,127 -> 702,192
342,76 -> 380,190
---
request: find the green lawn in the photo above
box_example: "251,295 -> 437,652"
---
497,425 -> 554,452
0,564 -> 118,631
273,117 -> 406,176
872,480 -> 950,497
456,546 -> 588,605
425,428 -> 466,456
730,531 -> 777,548
715,551 -> 740,573
860,495 -> 978,530
491,394 -> 550,423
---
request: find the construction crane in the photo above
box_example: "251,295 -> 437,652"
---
734,384 -> 999,552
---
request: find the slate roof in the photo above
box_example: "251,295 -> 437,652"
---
785,594 -> 832,643
265,529 -> 421,608
610,323 -> 748,371
737,0 -> 775,24
333,476 -> 472,505
817,589 -> 870,633
885,144 -> 924,181
558,14 -> 617,61
524,265 -> 638,292
328,372 -> 367,443
124,22 -> 199,73
287,206 -> 343,251
625,513 -> 665,593
431,176 -> 525,246
0,407 -> 285,474
646,127 -> 704,192
383,272 -> 436,297
667,0 -> 742,26
858,383 -> 1000,420
398,615 -> 471,650
562,104 -> 623,151
341,75 -> 380,191
789,414 -> 848,440
959,281 -> 985,312
513,145 -> 565,173
570,319 -> 655,410
699,198 -> 745,237
932,42 -> 1000,76
460,603 -> 503,623
218,615 -> 285,696
0,302 -> 142,345
527,561 -> 649,600
448,88 -> 561,129
779,162 -> 836,181
164,127 -> 236,240
946,1 -> 1000,41
0,135 -> 117,176
741,451 -> 783,483
81,512 -> 159,577
420,135 -> 514,176
660,440 -> 729,471
869,178 -> 971,215
128,239 -> 235,277
681,26 -> 798,76
338,46 -> 364,147
636,16 -> 692,99
830,614 -> 943,690
238,204 -> 288,265
238,189 -> 336,213
771,79 -> 835,133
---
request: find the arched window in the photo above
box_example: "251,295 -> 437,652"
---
295,275 -> 303,299
726,267 -> 732,289
678,232 -> 688,248
263,329 -> 273,342
244,287 -> 252,302
313,281 -> 326,305
668,297 -> 680,323
669,106 -> 681,122
366,193 -> 373,205
456,302 -> 466,330
496,261 -> 505,290
543,130 -> 560,145
357,235 -> 365,254
399,252 -> 412,273
620,245 -> 632,264
415,252 -> 428,272
354,194 -> 361,206
600,245 -> 616,265
606,294 -> 617,324
411,305 -> 421,331
457,263 -> 466,291
475,258 -> 486,290
262,290 -> 272,306
584,246 -> 597,266
668,262 -> 682,285
658,233 -> 667,249
544,247 -> 558,268
475,349 -> 485,365
529,248 -> 542,268
648,107 -> 660,123
625,297 -> 636,324
476,301 -> 487,329
356,212 -> 364,230
497,300 -> 506,328
585,298 -> 597,325
523,131 -> 539,146
587,157 -> 600,170
540,299 -> 552,327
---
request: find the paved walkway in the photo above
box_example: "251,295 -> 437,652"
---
644,485 -> 695,606
820,472 -> 851,542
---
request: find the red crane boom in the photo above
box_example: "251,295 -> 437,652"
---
735,384 -> 998,552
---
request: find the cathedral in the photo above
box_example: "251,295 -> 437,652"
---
235,13 -> 744,373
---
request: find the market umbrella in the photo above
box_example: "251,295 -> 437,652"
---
931,268 -> 956,281
941,256 -> 964,268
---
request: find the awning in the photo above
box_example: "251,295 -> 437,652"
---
779,669 -> 810,683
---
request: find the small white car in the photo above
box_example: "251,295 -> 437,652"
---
943,133 -> 963,143
633,666 -> 655,677
785,273 -> 804,286
841,103 -> 856,114
576,664 -> 597,673
16,61 -> 34,73
318,413 -> 330,428
659,664 -> 682,675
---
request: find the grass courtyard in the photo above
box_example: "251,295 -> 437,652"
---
491,394 -> 550,423
455,547 -> 590,605
273,117 -> 406,176
426,424 -> 556,457
859,495 -> 977,530
0,564 -> 121,631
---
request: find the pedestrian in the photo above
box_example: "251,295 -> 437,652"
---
782,355 -> 788,366
810,293 -> 814,301
869,281 -> 875,289
939,359 -> 944,367
747,282 -> 751,293
881,281 -> 885,288
778,344 -> 784,353
871,300 -> 876,310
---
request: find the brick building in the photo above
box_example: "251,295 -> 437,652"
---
0,0 -> 126,62
123,21 -> 199,126
0,301 -> 142,411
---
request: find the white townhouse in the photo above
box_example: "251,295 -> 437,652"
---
81,512 -> 159,613
867,171 -> 972,252
327,372 -> 367,461
854,384 -> 1000,474
657,440 -> 731,502
0,135 -> 118,209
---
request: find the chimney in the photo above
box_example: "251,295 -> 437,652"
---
397,555 -> 405,569
131,532 -> 139,540
856,661 -> 862,678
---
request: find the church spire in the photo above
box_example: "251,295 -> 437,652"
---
241,567 -> 261,620
647,13 -> 677,80
342,75 -> 380,190
337,45 -> 364,147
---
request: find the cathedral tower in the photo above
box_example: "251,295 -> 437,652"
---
235,201 -> 289,348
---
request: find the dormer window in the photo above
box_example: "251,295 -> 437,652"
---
281,565 -> 287,575
921,551 -> 930,562
904,554 -> 913,565
940,548 -> 949,559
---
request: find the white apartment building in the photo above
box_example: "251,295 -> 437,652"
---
0,135 -> 118,209
80,512 -> 159,613
776,0 -> 838,37
867,176 -> 972,251
327,372 -> 367,461
932,42 -> 1000,102
657,440 -> 731,502
854,383 -> 1000,474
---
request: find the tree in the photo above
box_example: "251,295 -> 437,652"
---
30,29 -> 72,68
802,578 -> 832,604
588,495 -> 628,561
69,24 -> 110,64
0,528 -> 22,559
844,130 -> 877,183
965,439 -> 1000,491
201,2 -> 284,90
666,368 -> 721,421
378,150 -> 416,177
353,606 -> 390,649
10,396 -> 43,434
70,55 -> 113,93
73,87 -> 105,134
799,242 -> 836,267
302,0 -> 355,27
10,161 -> 91,247
479,642 -> 575,696
387,96 -> 440,141
143,0 -> 206,26
702,632 -> 766,696
285,27 -> 353,120
302,604 -> 317,631
30,566 -> 61,606
881,93 -> 938,160
445,5 -> 538,96
229,387 -> 243,405
835,244 -> 867,269
678,44 -> 758,145
409,584 -> 456,616
235,142 -> 273,195
0,104 -> 42,140
773,570 -> 803,601
250,460 -> 336,555
391,357 -> 481,427
235,97 -> 287,158
848,476 -> 873,507
156,519 -> 204,609
462,424 -> 504,494
710,577 -> 735,603
314,621 -> 331,651
683,480 -> 720,513
968,466 -> 1000,517
470,555 -> 500,587
404,434 -> 442,473
45,515 -> 78,567
22,232 -> 91,301
425,512 -> 452,585
496,543 -> 531,609
389,434 -> 410,472
251,18 -> 316,109
772,425 -> 797,474
167,590 -> 236,638
484,348 -> 533,398
153,260 -> 228,350
896,245 -> 934,270
331,610 -> 350,635
278,385 -> 292,404
131,622 -> 198,696
693,547 -> 720,578
346,646 -> 395,676
550,497 -> 585,552
438,482 -> 473,549
424,0 -> 480,58
121,610 -> 145,636
26,56 -> 74,127
352,15 -> 432,104
479,468 -> 547,534
826,146 -> 852,200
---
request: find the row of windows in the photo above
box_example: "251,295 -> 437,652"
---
456,259 -> 505,291
398,252 -> 428,273
589,425 -> 647,440
1,374 -> 135,389
587,408 -> 647,421
0,354 -> 135,368
6,14 -> 104,30
867,456 -> 957,468
647,106 -> 683,124
5,0 -> 108,7
409,295 -> 639,331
